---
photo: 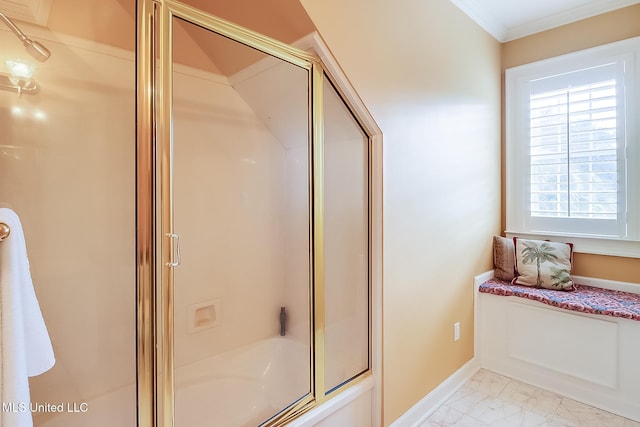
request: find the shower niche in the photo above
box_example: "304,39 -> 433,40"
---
139,1 -> 379,426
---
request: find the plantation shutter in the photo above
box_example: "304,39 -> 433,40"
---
526,62 -> 626,237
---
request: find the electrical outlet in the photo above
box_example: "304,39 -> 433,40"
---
454,322 -> 460,342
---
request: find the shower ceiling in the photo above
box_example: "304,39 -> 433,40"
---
0,0 -> 316,78
0,0 -> 315,74
0,0 -> 52,25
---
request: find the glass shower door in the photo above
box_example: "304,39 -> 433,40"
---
168,13 -> 312,427
323,76 -> 370,394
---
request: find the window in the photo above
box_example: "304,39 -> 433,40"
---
506,37 -> 640,257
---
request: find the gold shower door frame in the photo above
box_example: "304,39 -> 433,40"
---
136,1 -> 375,426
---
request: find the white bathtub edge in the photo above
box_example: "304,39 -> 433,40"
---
287,375 -> 374,427
390,358 -> 481,427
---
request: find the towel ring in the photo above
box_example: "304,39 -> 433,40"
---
0,222 -> 10,241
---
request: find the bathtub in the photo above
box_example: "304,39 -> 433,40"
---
37,336 -> 374,427
176,337 -> 310,426
176,336 -> 374,427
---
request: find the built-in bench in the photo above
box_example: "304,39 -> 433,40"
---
479,278 -> 640,321
474,271 -> 640,423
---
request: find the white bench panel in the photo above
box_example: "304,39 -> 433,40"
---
506,301 -> 617,388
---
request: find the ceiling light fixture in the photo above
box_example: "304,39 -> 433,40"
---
1,59 -> 39,95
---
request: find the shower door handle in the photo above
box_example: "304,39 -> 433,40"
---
166,233 -> 181,267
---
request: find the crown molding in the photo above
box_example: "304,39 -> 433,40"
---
451,0 -> 640,43
503,0 -> 640,41
450,0 -> 507,41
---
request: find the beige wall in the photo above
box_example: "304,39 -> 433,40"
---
501,4 -> 640,284
502,5 -> 640,69
300,0 -> 502,425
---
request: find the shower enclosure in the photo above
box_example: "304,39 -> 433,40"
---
141,1 -> 378,425
1,0 -> 380,425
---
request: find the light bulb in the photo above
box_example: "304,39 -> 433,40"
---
5,59 -> 34,87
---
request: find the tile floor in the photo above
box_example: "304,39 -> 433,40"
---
421,369 -> 640,427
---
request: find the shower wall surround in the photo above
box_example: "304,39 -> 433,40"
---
0,20 -> 137,427
172,66 -> 309,366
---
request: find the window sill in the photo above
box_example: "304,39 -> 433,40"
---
505,231 -> 640,259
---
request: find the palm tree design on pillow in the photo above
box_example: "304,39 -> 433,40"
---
520,241 -> 559,287
549,267 -> 572,289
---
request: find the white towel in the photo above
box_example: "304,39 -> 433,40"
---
0,208 -> 55,427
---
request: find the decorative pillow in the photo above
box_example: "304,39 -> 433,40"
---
512,237 -> 574,291
493,236 -> 515,281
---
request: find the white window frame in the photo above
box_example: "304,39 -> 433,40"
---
505,37 -> 640,258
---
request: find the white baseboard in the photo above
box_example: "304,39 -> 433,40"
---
390,358 -> 480,427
